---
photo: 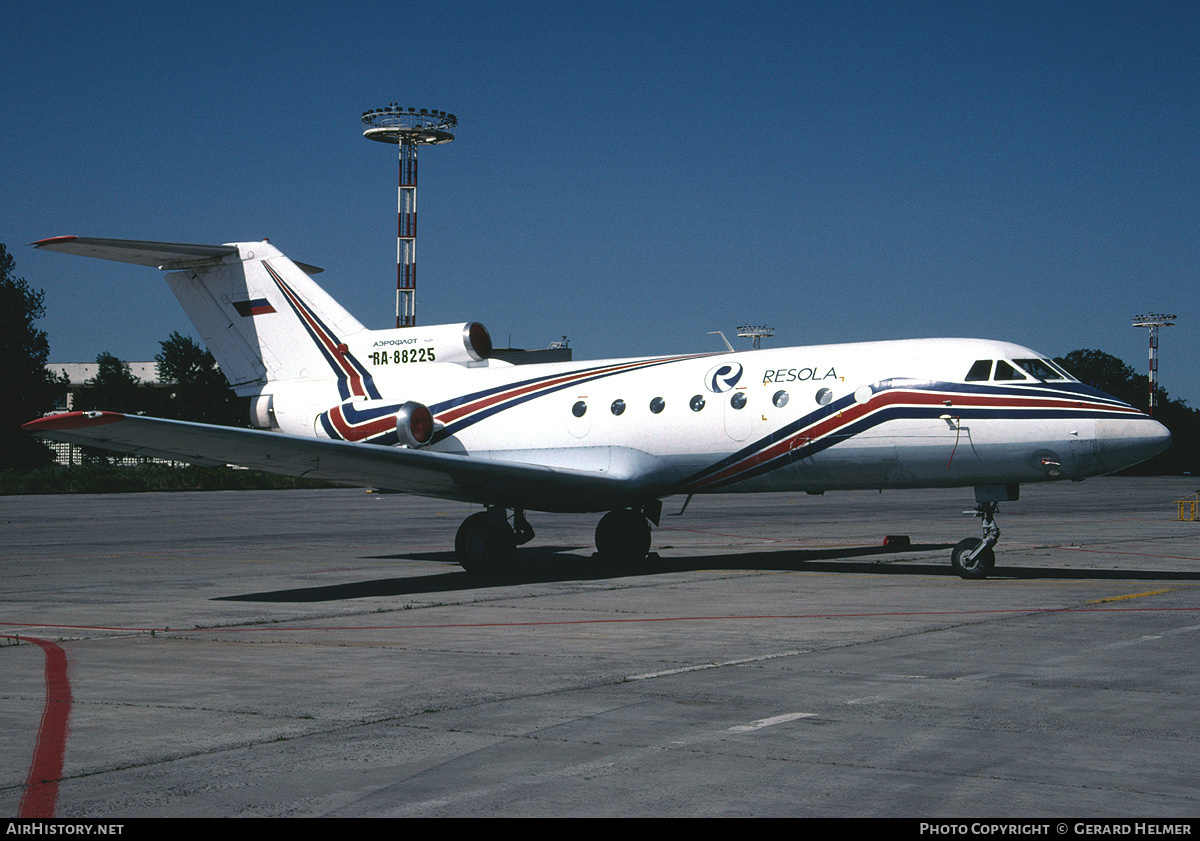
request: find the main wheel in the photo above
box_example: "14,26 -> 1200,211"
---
455,512 -> 516,575
950,537 -> 995,580
595,509 -> 652,565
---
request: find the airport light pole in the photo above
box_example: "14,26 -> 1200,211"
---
737,324 -> 774,351
362,106 -> 457,327
1132,312 -> 1175,416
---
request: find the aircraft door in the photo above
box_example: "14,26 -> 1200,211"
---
724,389 -> 752,441
567,397 -> 592,438
705,360 -> 752,441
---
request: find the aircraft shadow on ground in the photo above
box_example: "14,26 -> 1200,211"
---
214,542 -> 1200,603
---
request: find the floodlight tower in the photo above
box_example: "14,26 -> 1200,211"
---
737,324 -> 775,350
362,105 -> 457,327
1132,312 -> 1176,416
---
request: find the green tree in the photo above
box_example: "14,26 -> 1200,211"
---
74,352 -> 153,414
155,332 -> 247,426
1055,349 -> 1146,408
1147,393 -> 1200,476
71,352 -> 160,465
0,243 -> 63,470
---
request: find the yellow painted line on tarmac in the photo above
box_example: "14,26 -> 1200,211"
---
1086,588 -> 1178,605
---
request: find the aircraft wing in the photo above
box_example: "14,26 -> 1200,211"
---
23,412 -> 668,513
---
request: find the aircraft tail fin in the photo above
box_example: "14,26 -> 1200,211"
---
34,236 -> 370,396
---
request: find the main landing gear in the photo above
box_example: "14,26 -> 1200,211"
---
594,508 -> 653,565
950,485 -> 1017,580
453,503 -> 660,575
454,508 -> 534,576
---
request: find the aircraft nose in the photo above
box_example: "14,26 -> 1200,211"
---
1096,417 -> 1172,473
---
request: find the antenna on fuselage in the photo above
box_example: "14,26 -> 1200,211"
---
708,331 -> 734,352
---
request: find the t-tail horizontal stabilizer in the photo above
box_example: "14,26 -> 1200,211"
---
32,236 -> 323,274
33,235 -> 350,392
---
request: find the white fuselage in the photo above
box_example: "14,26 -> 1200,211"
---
268,335 -> 1168,510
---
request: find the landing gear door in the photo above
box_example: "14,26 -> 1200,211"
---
1070,437 -> 1102,477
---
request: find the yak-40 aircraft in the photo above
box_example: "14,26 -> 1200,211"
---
26,236 -> 1171,579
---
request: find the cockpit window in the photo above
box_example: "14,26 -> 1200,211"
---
967,357 -> 1077,383
965,360 -> 992,382
1013,358 -> 1073,382
1048,359 -> 1079,381
993,360 -> 1027,381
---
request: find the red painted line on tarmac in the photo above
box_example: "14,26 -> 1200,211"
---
1,622 -> 157,632
7,603 -> 1200,640
92,604 -> 1194,634
3,636 -> 72,818
8,606 -> 1200,639
267,606 -> 1200,630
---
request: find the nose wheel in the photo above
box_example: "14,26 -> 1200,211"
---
951,500 -> 1000,579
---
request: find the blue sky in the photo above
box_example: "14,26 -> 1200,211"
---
6,1 -> 1198,405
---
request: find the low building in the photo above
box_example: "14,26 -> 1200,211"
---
42,362 -> 168,466
47,361 -> 163,412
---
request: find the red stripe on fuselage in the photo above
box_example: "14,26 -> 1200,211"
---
684,387 -> 1140,491
325,404 -> 396,441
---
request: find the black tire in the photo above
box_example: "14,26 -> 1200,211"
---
951,537 -> 995,580
595,509 -> 652,565
455,512 -> 516,575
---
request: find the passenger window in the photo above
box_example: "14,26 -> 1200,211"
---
965,360 -> 992,382
994,361 -> 1026,381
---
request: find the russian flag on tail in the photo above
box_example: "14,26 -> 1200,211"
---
232,298 -> 277,317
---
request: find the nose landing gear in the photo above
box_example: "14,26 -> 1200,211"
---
951,502 -> 999,579
951,485 -> 1017,580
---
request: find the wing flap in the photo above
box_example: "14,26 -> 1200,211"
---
23,412 -> 668,512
